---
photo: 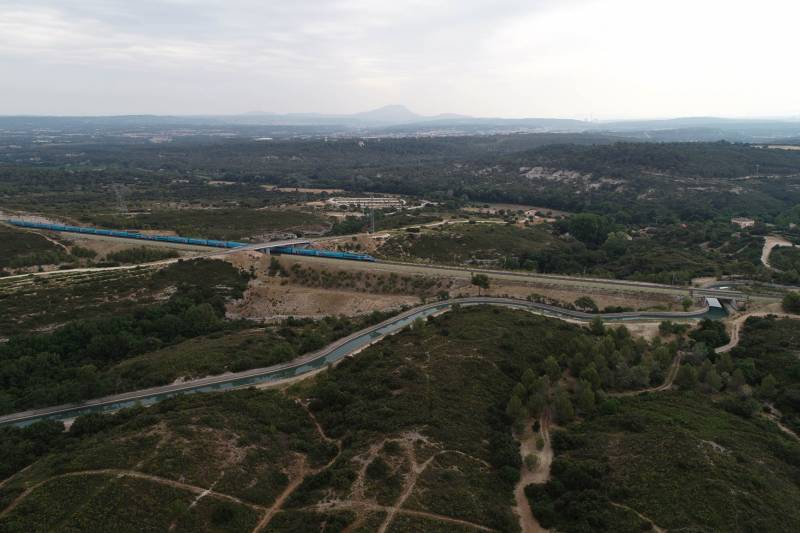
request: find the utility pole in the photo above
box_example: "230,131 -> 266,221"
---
112,184 -> 128,214
370,193 -> 375,234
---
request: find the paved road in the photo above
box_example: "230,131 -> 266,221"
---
0,296 -> 715,428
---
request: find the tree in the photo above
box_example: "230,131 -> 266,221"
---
589,317 -> 605,336
544,356 -> 562,382
553,388 -> 575,424
506,394 -> 526,421
471,273 -> 490,295
681,297 -> 693,311
759,374 -> 778,399
182,303 -> 219,335
575,380 -> 596,414
527,376 -> 550,418
574,296 -> 598,313
730,368 -> 746,393
521,368 -> 537,392
675,364 -> 698,390
512,382 -> 527,399
506,395 -> 527,433
705,368 -> 723,392
717,352 -> 735,374
527,388 -> 548,419
563,213 -> 611,247
579,364 -> 601,391
783,291 -> 800,313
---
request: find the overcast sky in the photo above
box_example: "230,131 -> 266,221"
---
1,0 -> 798,119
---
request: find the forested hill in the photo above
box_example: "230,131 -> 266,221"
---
510,142 -> 800,179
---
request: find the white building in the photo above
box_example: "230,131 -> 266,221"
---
327,197 -> 406,209
731,217 -> 755,229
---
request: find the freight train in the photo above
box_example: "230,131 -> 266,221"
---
6,219 -> 246,248
270,246 -> 376,262
5,219 -> 377,262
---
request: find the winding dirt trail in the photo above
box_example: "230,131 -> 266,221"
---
252,401 -> 345,532
0,469 -> 266,520
762,235 -> 796,271
609,352 -> 684,397
377,438 -> 439,533
310,501 -> 495,531
252,456 -> 308,532
763,403 -> 800,441
513,412 -> 553,533
716,311 -> 800,353
609,502 -> 665,533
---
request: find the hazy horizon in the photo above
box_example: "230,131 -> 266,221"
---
2,0 -> 799,119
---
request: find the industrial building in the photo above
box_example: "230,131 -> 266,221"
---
327,197 -> 405,209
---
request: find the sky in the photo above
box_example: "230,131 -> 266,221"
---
1,0 -> 798,119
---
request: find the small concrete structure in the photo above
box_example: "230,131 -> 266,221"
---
731,217 -> 755,229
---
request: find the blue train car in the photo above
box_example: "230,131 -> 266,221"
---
271,246 -> 376,262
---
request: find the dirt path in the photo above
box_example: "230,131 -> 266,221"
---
252,456 -> 307,532
253,402 -> 345,532
609,502 -> 665,533
763,403 -> 800,441
377,437 -> 438,533
0,464 -> 34,492
310,431 -> 494,532
0,468 -> 266,520
513,412 -> 552,533
26,230 -> 70,252
610,352 -> 683,397
716,311 -> 800,353
762,235 -> 796,271
310,501 -> 494,531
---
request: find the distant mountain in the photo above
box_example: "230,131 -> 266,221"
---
3,108 -> 800,142
228,105 -> 466,126
352,104 -> 422,123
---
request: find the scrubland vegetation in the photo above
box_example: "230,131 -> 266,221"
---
3,131 -> 800,531
2,307 -> 800,532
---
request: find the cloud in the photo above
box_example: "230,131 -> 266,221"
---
0,0 -> 797,117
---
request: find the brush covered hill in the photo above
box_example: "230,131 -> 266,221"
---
1,308 -> 800,532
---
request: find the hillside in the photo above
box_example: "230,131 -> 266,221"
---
2,308 -> 800,532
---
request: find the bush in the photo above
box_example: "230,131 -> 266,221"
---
783,292 -> 800,313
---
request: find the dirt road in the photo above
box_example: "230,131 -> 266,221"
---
761,235 -> 796,270
513,413 -> 553,533
716,310 -> 800,353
